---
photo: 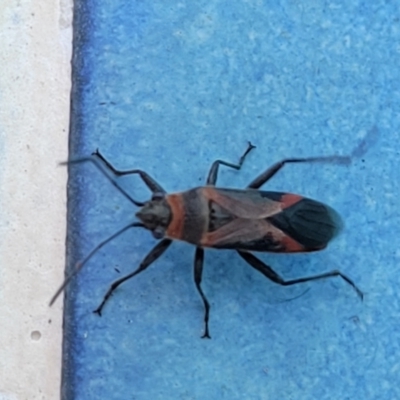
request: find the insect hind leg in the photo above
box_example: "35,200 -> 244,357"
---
246,155 -> 350,189
237,250 -> 363,300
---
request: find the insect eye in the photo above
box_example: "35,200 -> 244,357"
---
152,226 -> 165,239
152,192 -> 164,201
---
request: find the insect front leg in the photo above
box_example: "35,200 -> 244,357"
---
246,155 -> 350,189
193,247 -> 211,338
237,251 -> 363,299
62,151 -> 165,206
206,141 -> 256,185
93,150 -> 166,194
93,239 -> 172,315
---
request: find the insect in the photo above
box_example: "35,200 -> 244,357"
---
51,142 -> 363,338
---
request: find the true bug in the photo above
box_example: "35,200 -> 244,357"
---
51,143 -> 363,338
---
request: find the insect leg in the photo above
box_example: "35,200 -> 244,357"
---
246,155 -> 351,189
93,238 -> 173,315
92,150 -> 166,194
61,155 -> 145,206
193,247 -> 211,338
206,141 -> 256,185
237,250 -> 363,299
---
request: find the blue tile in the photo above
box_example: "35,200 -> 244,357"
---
62,1 -> 400,399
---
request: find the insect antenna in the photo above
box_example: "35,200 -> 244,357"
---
49,222 -> 145,306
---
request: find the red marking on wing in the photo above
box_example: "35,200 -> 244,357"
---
202,187 -> 282,219
280,193 -> 303,209
165,194 -> 185,240
280,235 -> 306,252
201,218 -> 282,247
201,217 -> 308,252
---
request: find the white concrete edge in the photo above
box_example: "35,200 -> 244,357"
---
0,0 -> 72,398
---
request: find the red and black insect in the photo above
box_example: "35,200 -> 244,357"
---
51,143 -> 363,338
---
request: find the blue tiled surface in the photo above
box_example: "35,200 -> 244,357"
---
63,1 -> 400,399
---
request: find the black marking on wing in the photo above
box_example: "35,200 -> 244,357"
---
208,201 -> 235,232
268,198 -> 342,248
